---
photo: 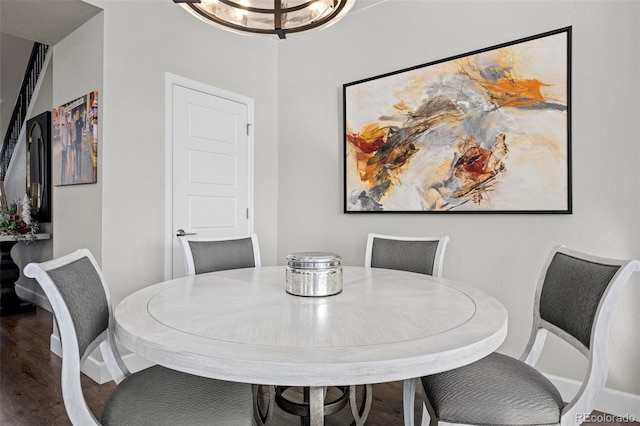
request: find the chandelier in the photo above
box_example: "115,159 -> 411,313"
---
173,0 -> 356,39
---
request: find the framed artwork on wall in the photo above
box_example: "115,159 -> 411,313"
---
52,91 -> 99,186
343,27 -> 571,213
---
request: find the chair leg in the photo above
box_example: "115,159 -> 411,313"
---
348,384 -> 372,426
253,384 -> 275,425
403,378 -> 416,426
423,405 -> 441,426
418,380 -> 439,426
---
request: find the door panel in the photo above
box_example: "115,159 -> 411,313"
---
188,196 -> 237,229
189,151 -> 236,185
188,103 -> 237,143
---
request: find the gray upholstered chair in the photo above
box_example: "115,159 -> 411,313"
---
179,233 -> 261,276
414,245 -> 640,426
365,233 -> 450,277
23,249 -> 255,426
365,233 -> 450,425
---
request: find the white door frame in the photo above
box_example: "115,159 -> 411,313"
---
164,73 -> 255,280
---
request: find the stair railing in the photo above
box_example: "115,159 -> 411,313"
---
0,42 -> 49,181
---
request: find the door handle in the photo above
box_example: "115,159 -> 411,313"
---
176,229 -> 197,237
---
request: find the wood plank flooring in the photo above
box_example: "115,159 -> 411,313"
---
1,307 -> 637,425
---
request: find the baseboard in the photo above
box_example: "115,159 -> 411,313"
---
15,283 -> 52,312
24,288 -> 153,385
50,333 -> 62,357
22,285 -> 155,385
49,333 -> 154,384
546,373 -> 640,420
81,352 -> 155,384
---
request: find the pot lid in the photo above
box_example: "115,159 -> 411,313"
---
286,252 -> 342,268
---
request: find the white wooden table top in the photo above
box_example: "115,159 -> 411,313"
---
114,266 -> 508,387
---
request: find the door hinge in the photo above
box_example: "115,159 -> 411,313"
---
246,123 -> 252,135
246,208 -> 249,219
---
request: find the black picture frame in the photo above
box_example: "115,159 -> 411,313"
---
343,27 -> 572,214
26,111 -> 52,222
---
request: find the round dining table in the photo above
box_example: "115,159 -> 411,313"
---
114,266 -> 507,426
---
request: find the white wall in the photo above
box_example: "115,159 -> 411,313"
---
0,33 -> 32,139
277,0 -> 640,397
52,13 -> 104,261
87,0 -> 279,306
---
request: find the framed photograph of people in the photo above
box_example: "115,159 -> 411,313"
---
52,91 -> 98,186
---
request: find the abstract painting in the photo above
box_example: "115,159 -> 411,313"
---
52,91 -> 99,186
344,27 -> 571,213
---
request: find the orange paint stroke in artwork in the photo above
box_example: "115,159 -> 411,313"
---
394,101 -> 411,111
480,77 -> 550,108
354,151 -> 375,183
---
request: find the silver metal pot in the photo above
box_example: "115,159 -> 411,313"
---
285,252 -> 342,297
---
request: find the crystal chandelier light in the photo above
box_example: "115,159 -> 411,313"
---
173,0 -> 356,39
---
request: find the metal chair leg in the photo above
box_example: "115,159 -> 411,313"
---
349,384 -> 373,426
253,384 -> 275,425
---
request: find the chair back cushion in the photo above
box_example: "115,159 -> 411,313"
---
370,238 -> 439,276
539,252 -> 620,348
47,257 -> 109,357
188,237 -> 256,274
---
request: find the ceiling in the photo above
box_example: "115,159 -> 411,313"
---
350,0 -> 387,14
0,0 -> 386,46
0,0 -> 102,45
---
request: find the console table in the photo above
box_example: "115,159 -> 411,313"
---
0,233 -> 50,316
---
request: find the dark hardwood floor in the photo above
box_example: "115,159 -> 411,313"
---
1,307 -> 637,425
1,308 -> 114,425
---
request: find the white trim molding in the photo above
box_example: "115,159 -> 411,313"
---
547,373 -> 640,421
80,352 -> 155,385
19,277 -> 154,385
50,332 -> 154,384
15,284 -> 52,312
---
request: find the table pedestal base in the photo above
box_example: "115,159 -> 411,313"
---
0,240 -> 36,316
276,385 -> 350,425
255,384 -> 372,426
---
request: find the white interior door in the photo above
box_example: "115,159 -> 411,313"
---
166,75 -> 254,279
